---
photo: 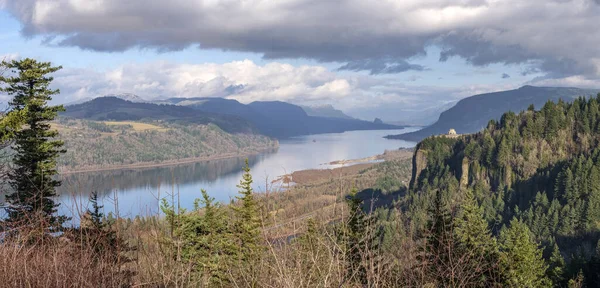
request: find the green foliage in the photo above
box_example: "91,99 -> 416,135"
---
340,187 -> 373,284
165,189 -> 236,286
374,175 -> 402,194
547,242 -> 566,286
157,162 -> 265,286
0,58 -> 67,230
423,189 -> 457,286
56,118 -> 277,170
454,189 -> 501,285
498,219 -> 551,287
86,191 -> 105,229
231,159 -> 263,286
0,108 -> 27,143
409,95 -> 600,284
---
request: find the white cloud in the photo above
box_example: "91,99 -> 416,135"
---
52,60 -> 355,105
44,58 -> 499,123
527,75 -> 600,89
4,0 -> 600,77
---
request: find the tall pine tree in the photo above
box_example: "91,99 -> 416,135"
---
340,186 -> 376,285
231,159 -> 262,286
498,218 -> 551,288
0,58 -> 66,230
547,242 -> 565,286
454,189 -> 501,286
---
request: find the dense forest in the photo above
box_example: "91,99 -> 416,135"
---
55,118 -> 277,171
403,96 -> 600,286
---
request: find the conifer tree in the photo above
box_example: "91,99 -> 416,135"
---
582,240 -> 600,287
231,159 -> 262,286
454,189 -> 501,286
343,186 -> 369,284
0,58 -> 66,230
423,189 -> 459,286
86,191 -> 105,229
547,242 -> 565,286
345,187 -> 366,274
177,189 -> 235,286
498,218 -> 551,288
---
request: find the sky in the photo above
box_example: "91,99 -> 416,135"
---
1,0 -> 600,123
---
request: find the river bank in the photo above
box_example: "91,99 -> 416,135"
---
273,148 -> 413,185
58,146 -> 279,174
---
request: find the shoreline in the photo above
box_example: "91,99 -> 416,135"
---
274,148 -> 414,185
323,148 -> 413,166
58,146 -> 279,175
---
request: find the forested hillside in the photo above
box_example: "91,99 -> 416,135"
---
55,118 -> 277,172
387,85 -> 600,142
63,97 -> 258,134
404,95 -> 600,286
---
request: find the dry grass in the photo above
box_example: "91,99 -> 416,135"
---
0,157 -> 414,287
0,227 -> 133,288
49,123 -> 74,133
103,121 -> 169,132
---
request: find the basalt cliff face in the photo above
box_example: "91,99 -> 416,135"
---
405,97 -> 600,261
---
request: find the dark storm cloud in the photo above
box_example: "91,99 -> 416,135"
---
337,59 -> 426,75
4,0 -> 600,77
502,73 -> 510,79
438,33 -> 534,66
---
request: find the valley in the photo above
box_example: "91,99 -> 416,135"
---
4,3 -> 600,286
56,128 -> 418,217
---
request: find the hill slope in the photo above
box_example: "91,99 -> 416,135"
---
404,96 -> 600,284
62,97 -> 257,134
55,118 -> 277,172
387,86 -> 600,141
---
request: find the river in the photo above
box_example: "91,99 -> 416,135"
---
57,127 -> 419,220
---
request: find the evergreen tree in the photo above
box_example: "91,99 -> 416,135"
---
0,108 -> 26,143
341,186 -> 373,285
83,191 -> 105,230
423,189 -> 460,286
582,240 -> 600,287
0,58 -> 66,230
568,271 -> 584,288
178,189 -> 235,286
547,242 -> 565,286
231,159 -> 262,286
499,218 -> 551,288
454,189 -> 501,286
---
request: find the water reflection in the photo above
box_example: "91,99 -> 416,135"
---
57,128 -> 419,219
58,151 -> 275,198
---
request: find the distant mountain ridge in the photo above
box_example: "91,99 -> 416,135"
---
61,97 -> 257,134
162,97 -> 401,138
65,93 -> 149,106
386,85 -> 600,142
300,104 -> 354,119
63,96 -> 402,138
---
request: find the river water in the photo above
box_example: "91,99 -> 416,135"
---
57,128 -> 419,220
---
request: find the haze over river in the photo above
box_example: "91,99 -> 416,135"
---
57,128 -> 418,220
